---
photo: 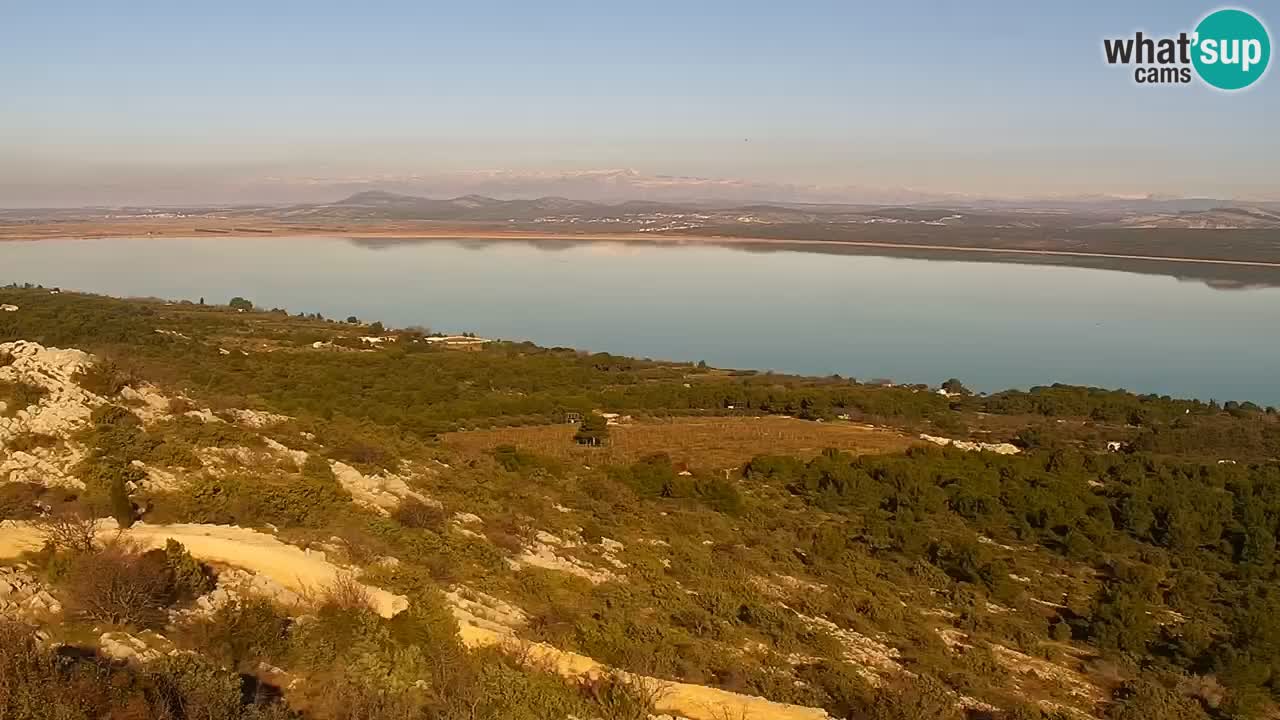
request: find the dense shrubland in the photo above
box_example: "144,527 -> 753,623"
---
446,442 -> 1278,717
3,285 -> 1280,719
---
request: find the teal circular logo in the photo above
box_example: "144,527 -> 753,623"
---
1193,9 -> 1270,90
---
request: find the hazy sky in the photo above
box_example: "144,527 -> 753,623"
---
2,0 -> 1277,206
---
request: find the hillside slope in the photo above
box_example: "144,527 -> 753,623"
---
2,286 -> 1279,720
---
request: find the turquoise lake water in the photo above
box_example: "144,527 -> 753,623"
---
2,236 -> 1278,405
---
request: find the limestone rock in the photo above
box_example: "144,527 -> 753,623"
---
227,408 -> 293,428
330,460 -> 434,514
0,565 -> 63,617
0,340 -> 104,489
919,434 -> 1020,455
98,631 -> 175,664
507,530 -> 620,584
446,586 -> 529,634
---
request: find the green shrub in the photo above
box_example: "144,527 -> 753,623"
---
144,654 -> 247,720
796,661 -> 876,719
72,456 -> 140,519
575,673 -> 660,720
386,586 -> 465,664
1107,678 -> 1210,720
166,471 -> 350,528
107,476 -> 134,527
302,453 -> 337,481
156,415 -> 263,450
72,359 -> 134,396
574,414 -> 610,446
393,497 -> 447,531
1090,584 -> 1155,655
462,655 -> 593,720
188,596 -> 292,670
290,599 -> 384,671
0,621 -> 286,719
95,402 -> 139,424
4,431 -> 57,453
327,434 -> 400,472
165,539 -> 214,599
694,475 -> 745,515
869,674 -> 961,720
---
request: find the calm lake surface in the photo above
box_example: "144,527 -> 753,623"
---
3,236 -> 1278,406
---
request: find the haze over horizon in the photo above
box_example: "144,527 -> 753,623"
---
4,0 -> 1278,207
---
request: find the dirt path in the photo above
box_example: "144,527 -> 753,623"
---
0,520 -> 408,617
0,520 -> 828,719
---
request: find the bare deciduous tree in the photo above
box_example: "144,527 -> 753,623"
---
66,539 -> 174,626
32,510 -> 101,554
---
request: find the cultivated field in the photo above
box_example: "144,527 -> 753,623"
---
442,415 -> 916,469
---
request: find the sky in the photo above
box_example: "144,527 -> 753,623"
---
2,0 -> 1278,206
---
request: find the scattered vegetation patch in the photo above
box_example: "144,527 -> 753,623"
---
0,622 -> 290,720
0,481 -> 73,520
3,430 -> 58,453
153,470 -> 352,528
0,378 -> 47,416
56,539 -> 189,626
393,497 -> 448,531
72,358 -> 135,397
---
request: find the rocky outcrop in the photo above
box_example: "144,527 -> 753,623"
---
988,643 -> 1100,705
130,460 -> 182,491
199,440 -> 437,515
0,341 -> 99,434
919,434 -> 1020,455
446,586 -> 528,634
330,460 -> 435,515
177,567 -> 304,619
0,341 -> 103,488
226,408 -> 292,428
0,565 -> 62,617
507,530 -> 620,584
795,612 -> 902,685
98,630 -> 183,664
0,446 -> 85,488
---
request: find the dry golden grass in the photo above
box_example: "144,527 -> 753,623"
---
442,416 -> 914,469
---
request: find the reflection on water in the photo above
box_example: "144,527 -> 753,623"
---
344,236 -> 1280,290
2,236 -> 1278,405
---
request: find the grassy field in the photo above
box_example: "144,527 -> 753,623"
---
442,416 -> 916,469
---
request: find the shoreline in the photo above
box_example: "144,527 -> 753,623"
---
5,226 -> 1280,271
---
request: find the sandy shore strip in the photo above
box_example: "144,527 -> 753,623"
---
4,223 -> 1280,271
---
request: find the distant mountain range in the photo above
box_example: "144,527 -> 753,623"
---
231,190 -> 1280,229
4,190 -> 1280,230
